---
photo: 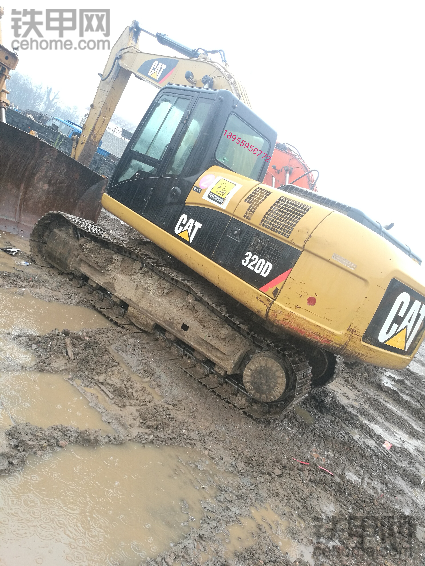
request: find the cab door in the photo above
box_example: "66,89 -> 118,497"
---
143,96 -> 214,231
109,92 -> 193,227
108,92 -> 213,233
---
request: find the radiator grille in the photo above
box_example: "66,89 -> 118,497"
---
243,187 -> 272,221
260,196 -> 311,238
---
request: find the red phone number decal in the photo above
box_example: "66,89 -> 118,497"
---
223,130 -> 271,162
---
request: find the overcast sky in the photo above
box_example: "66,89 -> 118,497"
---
3,1 -> 425,265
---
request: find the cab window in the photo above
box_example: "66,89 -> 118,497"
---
216,114 -> 270,180
118,95 -> 191,182
132,95 -> 190,159
166,99 -> 212,175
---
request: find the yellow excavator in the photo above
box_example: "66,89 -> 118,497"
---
30,82 -> 425,414
2,17 -> 425,414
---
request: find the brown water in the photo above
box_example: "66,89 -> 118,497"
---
0,234 -> 307,565
0,444 -> 217,565
0,288 -> 111,334
0,250 -> 30,273
0,372 -> 114,432
0,231 -> 35,273
221,506 -> 314,565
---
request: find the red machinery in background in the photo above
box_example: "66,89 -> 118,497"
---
264,142 -> 319,192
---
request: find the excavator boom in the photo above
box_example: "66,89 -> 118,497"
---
0,20 -> 316,237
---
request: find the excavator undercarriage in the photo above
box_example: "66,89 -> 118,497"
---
30,212 -> 338,417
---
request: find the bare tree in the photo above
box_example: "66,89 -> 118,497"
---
44,87 -> 60,115
8,72 -> 82,124
8,72 -> 45,111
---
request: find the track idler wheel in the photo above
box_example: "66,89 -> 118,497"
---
242,352 -> 290,403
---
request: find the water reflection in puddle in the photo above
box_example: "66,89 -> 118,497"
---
294,405 -> 315,425
0,444 -> 217,565
0,372 -> 114,432
0,288 -> 111,334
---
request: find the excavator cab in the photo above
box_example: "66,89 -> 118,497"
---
108,86 -> 276,234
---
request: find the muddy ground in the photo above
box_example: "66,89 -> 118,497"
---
0,213 -> 424,566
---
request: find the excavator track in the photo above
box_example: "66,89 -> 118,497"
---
30,212 -> 332,418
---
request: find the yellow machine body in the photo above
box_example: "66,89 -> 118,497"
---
102,165 -> 425,370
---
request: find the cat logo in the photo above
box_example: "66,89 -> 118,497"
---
363,279 -> 425,355
137,58 -> 178,84
378,292 -> 425,351
148,61 -> 167,81
174,214 -> 202,243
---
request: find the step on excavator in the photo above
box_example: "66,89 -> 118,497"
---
2,18 -> 425,415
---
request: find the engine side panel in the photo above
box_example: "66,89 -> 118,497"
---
274,206 -> 425,366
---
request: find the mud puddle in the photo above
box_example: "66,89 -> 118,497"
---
0,231 -> 35,274
0,372 -> 114,433
0,288 -> 111,334
1,218 -> 424,566
222,506 -> 314,564
0,443 -> 218,566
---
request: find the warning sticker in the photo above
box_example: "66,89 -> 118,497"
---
363,279 -> 425,355
202,176 -> 242,209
